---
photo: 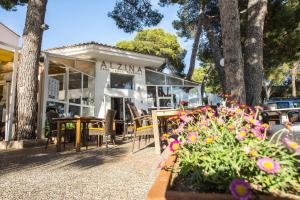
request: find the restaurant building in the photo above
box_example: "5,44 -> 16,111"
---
1,38 -> 202,140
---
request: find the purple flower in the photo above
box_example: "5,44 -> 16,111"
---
187,132 -> 199,144
230,179 -> 252,200
257,157 -> 281,174
236,128 -> 247,141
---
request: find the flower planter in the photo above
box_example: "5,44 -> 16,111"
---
147,155 -> 298,200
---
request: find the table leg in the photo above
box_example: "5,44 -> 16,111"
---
56,121 -> 61,152
76,119 -> 81,152
85,122 -> 88,150
152,111 -> 161,154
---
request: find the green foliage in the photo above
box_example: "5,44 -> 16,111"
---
116,28 -> 186,73
264,0 -> 300,69
192,64 -> 221,94
0,0 -> 27,11
166,105 -> 300,195
108,0 -> 163,33
265,63 -> 291,86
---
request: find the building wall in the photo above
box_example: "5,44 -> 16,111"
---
94,60 -> 148,118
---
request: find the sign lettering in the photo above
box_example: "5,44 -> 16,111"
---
99,60 -> 142,75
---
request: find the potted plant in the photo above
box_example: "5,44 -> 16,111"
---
148,103 -> 300,200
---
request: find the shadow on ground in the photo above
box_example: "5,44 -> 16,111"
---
0,139 -> 155,176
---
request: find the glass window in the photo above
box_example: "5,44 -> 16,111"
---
48,63 -> 66,101
166,76 -> 183,85
82,75 -> 95,106
110,73 -> 133,89
276,102 -> 290,109
46,101 -> 65,117
172,87 -> 194,107
145,70 -> 165,85
157,86 -> 171,97
69,70 -> 82,104
147,86 -> 157,107
159,99 -> 172,107
293,101 -> 300,108
69,105 -> 80,117
82,107 -> 94,117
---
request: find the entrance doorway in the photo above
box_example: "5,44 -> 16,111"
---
111,97 -> 132,135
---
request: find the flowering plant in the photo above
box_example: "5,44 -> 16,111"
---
162,104 -> 300,199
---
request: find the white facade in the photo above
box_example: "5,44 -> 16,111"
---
46,42 -> 166,120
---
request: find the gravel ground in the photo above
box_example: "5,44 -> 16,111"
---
0,140 -> 161,200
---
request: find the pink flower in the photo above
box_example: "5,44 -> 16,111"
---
257,157 -> 280,174
180,115 -> 193,123
283,138 -> 300,153
230,179 -> 252,200
236,128 -> 247,141
187,132 -> 199,144
251,128 -> 264,140
169,140 -> 180,153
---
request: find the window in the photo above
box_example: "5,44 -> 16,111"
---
276,102 -> 290,109
147,86 -> 157,107
145,70 -> 165,85
110,73 -> 133,89
48,63 -> 66,101
46,57 -> 95,119
166,76 -> 182,85
69,70 -> 82,104
158,86 -> 171,97
46,101 -> 65,117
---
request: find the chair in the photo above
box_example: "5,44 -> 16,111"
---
88,109 -> 116,149
261,111 -> 281,125
45,109 -> 60,150
127,103 -> 153,152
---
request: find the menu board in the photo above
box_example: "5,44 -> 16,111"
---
48,77 -> 59,99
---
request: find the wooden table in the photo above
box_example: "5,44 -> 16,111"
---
152,109 -> 181,154
53,117 -> 102,152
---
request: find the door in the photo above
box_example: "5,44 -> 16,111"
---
111,97 -> 132,135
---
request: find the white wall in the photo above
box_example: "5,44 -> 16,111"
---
94,60 -> 148,117
0,23 -> 19,51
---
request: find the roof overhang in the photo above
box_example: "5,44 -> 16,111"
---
0,23 -> 19,52
46,44 -> 166,68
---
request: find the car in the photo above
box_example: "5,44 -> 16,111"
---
264,98 -> 300,109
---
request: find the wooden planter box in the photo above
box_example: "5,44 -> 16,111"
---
147,155 -> 297,200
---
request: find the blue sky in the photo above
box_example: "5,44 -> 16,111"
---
0,0 -> 196,70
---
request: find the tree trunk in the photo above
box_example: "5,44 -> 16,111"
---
291,65 -> 297,97
200,65 -> 214,99
186,12 -> 203,80
202,15 -> 226,93
244,0 -> 268,106
17,0 -> 48,140
219,0 -> 246,103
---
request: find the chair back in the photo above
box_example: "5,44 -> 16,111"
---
127,103 -> 142,128
46,110 -> 59,131
104,109 -> 116,135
